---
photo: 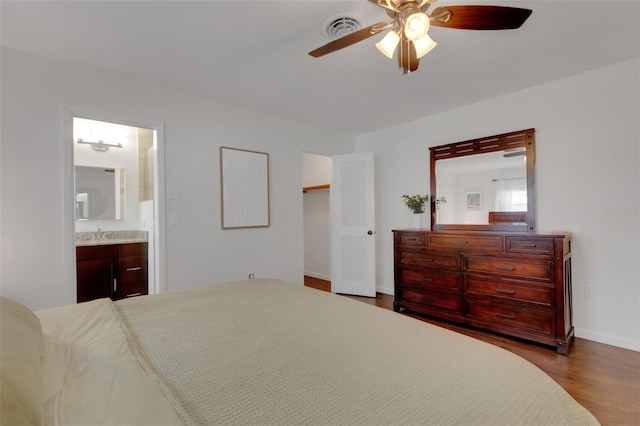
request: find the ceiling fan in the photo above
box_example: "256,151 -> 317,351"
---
309,0 -> 532,74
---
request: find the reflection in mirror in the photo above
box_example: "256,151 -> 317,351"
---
436,150 -> 526,225
75,166 -> 125,220
430,128 -> 535,232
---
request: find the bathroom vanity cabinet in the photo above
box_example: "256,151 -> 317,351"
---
76,242 -> 148,303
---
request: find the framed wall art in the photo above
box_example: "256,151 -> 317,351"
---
220,147 -> 270,229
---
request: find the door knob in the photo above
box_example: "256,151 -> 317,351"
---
367,230 -> 373,235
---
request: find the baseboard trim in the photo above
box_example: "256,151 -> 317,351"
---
574,328 -> 640,352
303,271 -> 331,281
376,285 -> 394,296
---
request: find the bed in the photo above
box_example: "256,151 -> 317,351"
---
2,278 -> 599,425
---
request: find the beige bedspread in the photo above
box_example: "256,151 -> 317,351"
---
36,299 -> 183,425
111,278 -> 599,425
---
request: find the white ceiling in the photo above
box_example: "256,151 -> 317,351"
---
2,0 -> 638,136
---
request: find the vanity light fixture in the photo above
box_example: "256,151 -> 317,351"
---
76,138 -> 123,152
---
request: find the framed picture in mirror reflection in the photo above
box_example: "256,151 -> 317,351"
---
465,191 -> 482,211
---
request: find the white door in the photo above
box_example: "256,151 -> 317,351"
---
330,152 -> 376,297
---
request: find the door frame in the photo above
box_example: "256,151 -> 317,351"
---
62,105 -> 167,301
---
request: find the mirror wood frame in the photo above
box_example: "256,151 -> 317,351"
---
429,128 -> 536,232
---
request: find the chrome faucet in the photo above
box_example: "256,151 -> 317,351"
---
93,225 -> 105,240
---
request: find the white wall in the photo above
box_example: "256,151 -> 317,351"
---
302,153 -> 331,187
303,190 -> 331,280
355,58 -> 640,351
0,47 -> 353,310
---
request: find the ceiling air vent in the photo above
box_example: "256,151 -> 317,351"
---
323,15 -> 361,40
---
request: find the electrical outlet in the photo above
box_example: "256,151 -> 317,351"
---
248,273 -> 255,279
584,286 -> 595,299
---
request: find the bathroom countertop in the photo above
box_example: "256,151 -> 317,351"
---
75,230 -> 148,247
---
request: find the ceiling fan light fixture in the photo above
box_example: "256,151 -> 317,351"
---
404,12 -> 429,41
413,33 -> 437,58
375,30 -> 400,59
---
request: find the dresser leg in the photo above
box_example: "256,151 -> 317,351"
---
556,342 -> 569,355
393,302 -> 401,312
555,329 -> 574,355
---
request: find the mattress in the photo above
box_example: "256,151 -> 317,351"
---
2,278 -> 600,425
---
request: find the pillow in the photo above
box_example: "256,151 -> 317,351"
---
0,296 -> 44,426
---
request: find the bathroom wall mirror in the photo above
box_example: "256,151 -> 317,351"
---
75,165 -> 126,220
430,128 -> 535,232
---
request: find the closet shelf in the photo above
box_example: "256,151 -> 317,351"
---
303,184 -> 330,193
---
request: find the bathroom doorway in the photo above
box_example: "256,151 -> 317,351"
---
70,113 -> 164,298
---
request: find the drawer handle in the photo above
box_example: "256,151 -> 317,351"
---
126,292 -> 142,297
407,238 -> 417,241
126,266 -> 142,271
495,266 -> 515,271
421,277 -> 433,282
522,244 -> 537,248
457,241 -> 468,245
496,313 -> 515,320
420,258 -> 434,262
496,288 -> 516,295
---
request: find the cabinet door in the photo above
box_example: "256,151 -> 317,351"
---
77,259 -> 114,303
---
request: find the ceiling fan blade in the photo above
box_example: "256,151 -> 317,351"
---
397,39 -> 419,74
430,6 -> 532,30
309,22 -> 387,58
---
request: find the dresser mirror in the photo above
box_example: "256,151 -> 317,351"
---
75,165 -> 126,221
430,128 -> 535,232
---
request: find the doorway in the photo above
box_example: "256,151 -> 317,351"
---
302,152 -> 377,297
302,153 -> 332,285
65,108 -> 165,301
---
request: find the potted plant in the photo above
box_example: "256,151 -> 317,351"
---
435,196 -> 447,209
402,194 -> 429,228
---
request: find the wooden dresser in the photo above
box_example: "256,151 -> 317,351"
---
393,230 -> 573,354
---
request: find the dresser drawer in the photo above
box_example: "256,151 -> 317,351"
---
397,286 -> 461,313
400,269 -> 461,292
428,234 -> 503,252
465,276 -> 553,307
465,299 -> 555,336
506,237 -> 554,256
399,250 -> 460,271
396,232 -> 426,247
463,256 -> 553,281
117,280 -> 148,298
119,256 -> 148,283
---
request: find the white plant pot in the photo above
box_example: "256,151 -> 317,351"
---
413,213 -> 423,229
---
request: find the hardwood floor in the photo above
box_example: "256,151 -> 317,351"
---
304,276 -> 640,426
